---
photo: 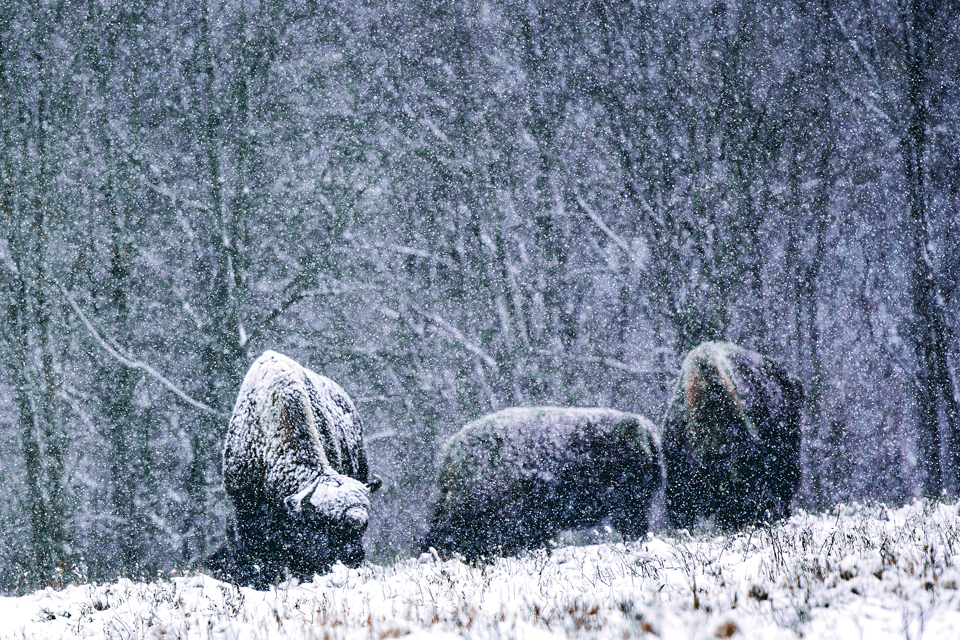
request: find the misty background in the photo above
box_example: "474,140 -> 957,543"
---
1,0 -> 958,591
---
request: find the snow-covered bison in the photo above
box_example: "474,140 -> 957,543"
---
211,351 -> 381,588
661,341 -> 802,530
425,407 -> 663,559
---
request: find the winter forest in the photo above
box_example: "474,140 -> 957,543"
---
0,0 -> 958,593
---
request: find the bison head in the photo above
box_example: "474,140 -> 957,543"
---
282,473 -> 375,567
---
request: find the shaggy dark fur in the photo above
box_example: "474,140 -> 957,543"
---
425,407 -> 663,559
661,342 -> 802,530
209,351 -> 380,588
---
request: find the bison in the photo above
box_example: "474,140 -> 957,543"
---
211,351 -> 381,588
425,407 -> 663,559
661,341 -> 802,530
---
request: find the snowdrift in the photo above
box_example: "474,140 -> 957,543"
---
2,500 -> 959,639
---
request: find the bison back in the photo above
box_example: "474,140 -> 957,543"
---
428,407 -> 662,558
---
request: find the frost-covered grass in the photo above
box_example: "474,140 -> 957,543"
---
3,500 -> 960,639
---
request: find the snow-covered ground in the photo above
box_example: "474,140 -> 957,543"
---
3,500 -> 959,639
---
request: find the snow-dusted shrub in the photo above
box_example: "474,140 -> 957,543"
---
662,341 -> 802,529
212,351 -> 381,588
426,407 -> 663,559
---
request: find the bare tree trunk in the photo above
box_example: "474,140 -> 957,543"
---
1,16 -> 76,575
904,0 -> 960,496
102,171 -> 145,573
791,0 -> 838,510
6,215 -> 73,582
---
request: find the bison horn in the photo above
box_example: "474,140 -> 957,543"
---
367,474 -> 383,493
283,476 -> 322,516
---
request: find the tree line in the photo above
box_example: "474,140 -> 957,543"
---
0,0 -> 958,589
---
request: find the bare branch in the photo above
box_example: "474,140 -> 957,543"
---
56,283 -> 227,418
245,281 -> 379,346
345,233 -> 457,268
832,10 -> 896,123
410,305 -> 499,370
364,429 -> 397,443
139,175 -> 213,213
576,192 -> 645,269
420,117 -> 451,145
839,84 -> 893,124
534,348 -> 677,379
123,149 -> 212,214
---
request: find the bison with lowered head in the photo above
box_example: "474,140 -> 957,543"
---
425,407 -> 663,559
212,351 -> 380,588
662,341 -> 802,530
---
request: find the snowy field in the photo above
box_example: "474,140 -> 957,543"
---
3,500 -> 959,639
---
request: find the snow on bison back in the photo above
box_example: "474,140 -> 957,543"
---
426,407 -> 663,559
662,341 -> 802,530
215,351 -> 380,588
